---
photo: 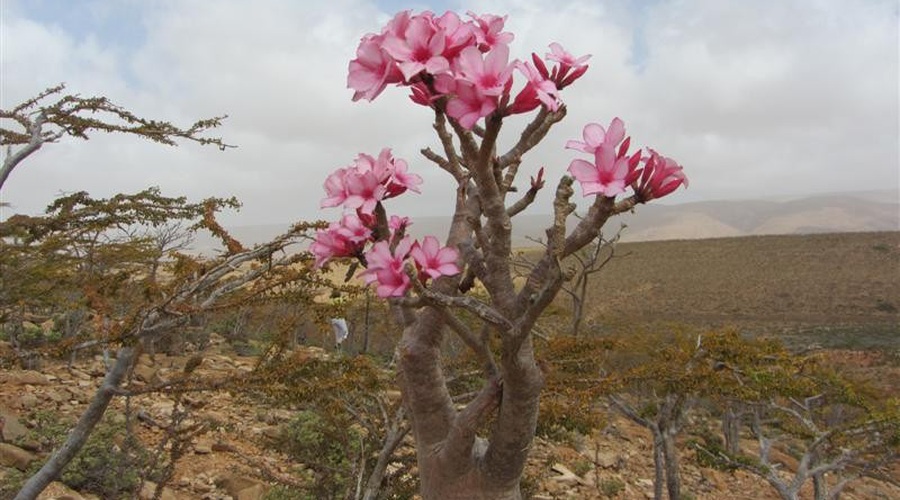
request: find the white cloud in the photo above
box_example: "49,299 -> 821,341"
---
1,0 -> 897,226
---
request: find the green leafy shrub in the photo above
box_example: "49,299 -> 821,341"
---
264,484 -> 314,500
598,476 -> 625,497
62,418 -> 156,498
273,410 -> 364,499
22,410 -> 157,499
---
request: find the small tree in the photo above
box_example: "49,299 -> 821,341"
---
0,83 -> 230,191
1,85 -> 331,500
599,330 -> 708,500
698,344 -> 900,500
0,188 -> 240,352
310,10 -> 688,499
12,213 -> 325,500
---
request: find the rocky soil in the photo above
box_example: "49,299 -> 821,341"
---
1,337 -> 897,500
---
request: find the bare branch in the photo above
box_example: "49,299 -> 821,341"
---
0,113 -> 46,190
498,106 -> 567,168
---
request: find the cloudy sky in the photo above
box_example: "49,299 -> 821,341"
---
1,0 -> 897,226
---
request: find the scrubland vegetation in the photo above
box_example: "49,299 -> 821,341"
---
2,10 -> 897,497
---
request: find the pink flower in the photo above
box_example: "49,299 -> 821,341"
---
348,34 -> 403,102
467,12 -> 514,51
633,149 -> 688,202
323,150 -> 422,213
545,43 -> 590,89
335,214 -> 372,244
365,148 -> 422,198
434,11 -> 475,60
568,144 -> 641,198
360,238 -> 414,298
454,45 -> 513,97
565,118 -> 626,155
320,167 -> 351,208
309,214 -> 376,268
385,155 -> 423,197
389,215 -> 411,233
381,14 -> 450,81
510,60 -> 560,113
546,42 -> 591,69
410,236 -> 460,280
445,80 -> 497,129
343,169 -> 386,215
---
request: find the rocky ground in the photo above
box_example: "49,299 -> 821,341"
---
1,337 -> 897,500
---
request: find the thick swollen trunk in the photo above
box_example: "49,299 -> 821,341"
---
398,310 -> 543,500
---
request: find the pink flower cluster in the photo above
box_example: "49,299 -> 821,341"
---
321,148 -> 423,215
348,10 -> 590,129
311,150 -> 460,298
360,236 -> 460,298
566,118 -> 688,201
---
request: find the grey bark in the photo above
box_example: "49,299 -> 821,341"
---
361,406 -> 409,500
0,113 -> 48,191
14,346 -> 136,500
15,233 -> 303,500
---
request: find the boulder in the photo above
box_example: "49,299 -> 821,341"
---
1,407 -> 29,442
139,481 -> 178,500
132,364 -> 158,384
0,442 -> 37,470
216,474 -> 268,500
2,370 -> 49,386
35,480 -> 86,500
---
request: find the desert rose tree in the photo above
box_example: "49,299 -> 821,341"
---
312,10 -> 687,499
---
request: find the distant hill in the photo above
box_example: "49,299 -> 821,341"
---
612,191 -> 899,242
189,190 -> 899,253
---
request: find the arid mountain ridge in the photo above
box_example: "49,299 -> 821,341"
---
191,190 -> 899,253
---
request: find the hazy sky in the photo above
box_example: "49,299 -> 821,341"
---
1,0 -> 898,226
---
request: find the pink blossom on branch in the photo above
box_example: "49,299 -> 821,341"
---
546,42 -> 591,70
454,45 -> 514,97
445,80 -> 497,129
310,215 -> 372,268
543,43 -> 591,89
509,60 -> 560,114
467,12 -> 514,51
320,149 -> 422,214
360,238 -> 415,298
410,236 -> 461,280
567,118 -> 641,198
568,146 -> 639,198
342,169 -> 386,215
633,149 -> 689,201
320,167 -> 352,209
565,118 -> 626,155
381,14 -> 451,82
383,153 -> 423,197
389,215 -> 411,233
434,11 -> 476,60
348,34 -> 403,102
